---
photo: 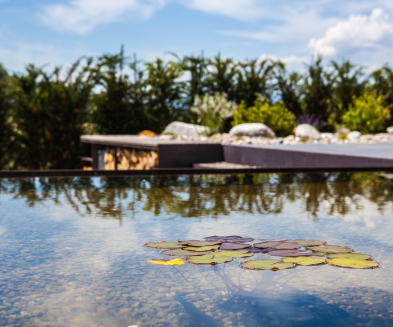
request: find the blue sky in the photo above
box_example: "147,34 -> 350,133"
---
1,0 -> 393,72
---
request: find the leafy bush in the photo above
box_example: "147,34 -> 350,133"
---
232,99 -> 296,136
190,92 -> 237,133
342,91 -> 390,134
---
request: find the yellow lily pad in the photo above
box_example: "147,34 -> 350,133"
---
144,241 -> 185,249
184,240 -> 221,247
282,256 -> 326,266
327,258 -> 379,269
327,253 -> 371,260
307,245 -> 352,253
241,259 -> 295,271
183,245 -> 220,252
187,254 -> 232,265
161,249 -> 211,256
148,258 -> 185,266
214,250 -> 254,258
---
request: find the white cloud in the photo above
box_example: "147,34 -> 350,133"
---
309,8 -> 393,57
41,0 -> 165,34
183,0 -> 263,20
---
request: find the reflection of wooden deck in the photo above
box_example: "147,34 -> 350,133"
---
224,143 -> 393,169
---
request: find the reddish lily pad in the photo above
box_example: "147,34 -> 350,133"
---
289,240 -> 326,247
276,242 -> 301,250
205,235 -> 254,243
248,248 -> 263,253
253,241 -> 284,249
161,249 -> 211,256
268,249 -> 313,257
220,243 -> 251,250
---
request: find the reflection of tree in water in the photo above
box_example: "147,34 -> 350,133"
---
1,172 -> 393,221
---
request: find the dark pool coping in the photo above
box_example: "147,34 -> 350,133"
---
1,167 -> 393,178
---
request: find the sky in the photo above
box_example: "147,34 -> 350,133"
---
1,0 -> 393,72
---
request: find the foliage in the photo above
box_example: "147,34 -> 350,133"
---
296,114 -> 327,130
233,99 -> 296,136
190,92 -> 237,133
342,91 -> 390,134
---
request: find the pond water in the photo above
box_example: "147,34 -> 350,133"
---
0,173 -> 393,327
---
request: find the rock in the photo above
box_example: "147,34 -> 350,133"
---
337,127 -> 351,135
320,133 -> 334,140
387,127 -> 393,134
163,121 -> 209,136
294,124 -> 321,140
229,123 -> 275,137
347,131 -> 361,142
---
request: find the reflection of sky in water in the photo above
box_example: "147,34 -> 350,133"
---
0,174 -> 393,326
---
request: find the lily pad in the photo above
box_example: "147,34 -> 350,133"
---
282,257 -> 326,266
290,240 -> 326,247
275,242 -> 301,250
205,235 -> 254,243
214,250 -> 254,258
253,241 -> 284,249
327,253 -> 371,260
241,259 -> 295,271
187,254 -> 232,265
183,245 -> 220,252
307,245 -> 352,253
184,240 -> 221,247
144,241 -> 185,249
268,249 -> 313,257
248,248 -> 263,253
326,258 -> 379,269
161,249 -> 212,256
220,243 -> 250,250
147,258 -> 185,266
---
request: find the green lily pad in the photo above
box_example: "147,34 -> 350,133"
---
161,249 -> 212,256
144,241 -> 185,249
326,258 -> 379,269
184,240 -> 221,247
187,254 -> 232,265
214,250 -> 254,258
327,253 -> 371,260
313,252 -> 327,257
307,245 -> 352,253
290,240 -> 326,247
183,245 -> 220,252
241,259 -> 295,271
282,256 -> 326,266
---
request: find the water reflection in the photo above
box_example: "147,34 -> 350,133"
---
1,173 -> 393,221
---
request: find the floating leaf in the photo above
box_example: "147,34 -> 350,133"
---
214,250 -> 254,258
183,245 -> 220,252
308,245 -> 352,253
282,257 -> 326,266
253,241 -> 284,248
148,258 -> 185,266
327,253 -> 371,260
220,243 -> 250,250
268,249 -> 313,257
187,254 -> 232,265
327,258 -> 379,269
248,248 -> 263,253
161,249 -> 211,256
313,252 -> 326,257
241,259 -> 295,271
205,235 -> 254,243
290,240 -> 326,247
144,241 -> 185,249
184,240 -> 221,247
276,242 -> 301,250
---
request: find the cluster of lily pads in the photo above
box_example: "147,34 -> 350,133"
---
145,236 -> 380,270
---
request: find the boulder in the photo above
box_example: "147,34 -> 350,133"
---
320,132 -> 334,140
229,123 -> 275,137
163,121 -> 209,136
387,127 -> 393,134
337,127 -> 351,135
294,124 -> 321,140
347,131 -> 361,142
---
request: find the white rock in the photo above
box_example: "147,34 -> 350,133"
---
347,131 -> 361,143
320,133 -> 334,140
387,127 -> 393,134
163,121 -> 209,136
294,124 -> 321,140
229,123 -> 275,137
337,127 -> 351,135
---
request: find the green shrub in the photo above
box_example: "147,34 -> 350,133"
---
342,91 -> 390,134
232,99 -> 296,136
190,92 -> 237,134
